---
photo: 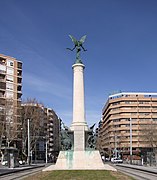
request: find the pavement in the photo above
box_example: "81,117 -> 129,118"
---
1,162 -> 157,176
115,163 -> 157,174
0,163 -> 46,176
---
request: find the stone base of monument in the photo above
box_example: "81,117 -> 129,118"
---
43,150 -> 117,171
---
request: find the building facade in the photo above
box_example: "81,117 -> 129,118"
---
0,54 -> 22,148
21,103 -> 60,163
46,108 -> 60,162
100,92 -> 157,160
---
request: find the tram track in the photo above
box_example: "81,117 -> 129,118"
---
0,166 -> 44,180
115,164 -> 157,180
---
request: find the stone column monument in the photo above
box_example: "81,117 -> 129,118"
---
71,63 -> 88,152
53,35 -> 104,169
43,35 -> 115,171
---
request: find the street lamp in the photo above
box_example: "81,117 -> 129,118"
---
46,138 -> 48,164
114,134 -> 117,158
42,135 -> 48,164
130,117 -> 132,164
27,119 -> 31,165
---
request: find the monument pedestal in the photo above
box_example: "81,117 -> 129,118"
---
52,150 -> 105,170
51,124 -> 106,170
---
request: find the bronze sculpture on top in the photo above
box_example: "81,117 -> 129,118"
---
67,35 -> 87,64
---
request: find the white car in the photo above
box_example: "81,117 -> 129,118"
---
1,160 -> 8,166
111,157 -> 123,163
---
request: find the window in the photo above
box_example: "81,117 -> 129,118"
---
125,124 -> 130,127
111,108 -> 119,111
125,101 -> 130,104
7,59 -> 14,67
125,130 -> 130,133
139,119 -> 145,121
123,107 -> 132,109
17,77 -> 22,84
112,102 -> 120,106
10,62 -> 13,66
18,62 -> 22,69
7,67 -> 14,75
113,119 -> 120,122
17,85 -> 21,91
6,91 -> 13,98
17,70 -> 22,76
139,112 -> 150,116
139,101 -> 149,104
114,125 -> 121,128
6,75 -> 13,82
0,64 -> 6,71
6,83 -> 13,90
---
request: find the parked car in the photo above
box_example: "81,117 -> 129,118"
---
1,160 -> 8,166
111,157 -> 123,163
19,160 -> 26,165
105,157 -> 110,162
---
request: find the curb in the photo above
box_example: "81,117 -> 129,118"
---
116,164 -> 157,175
0,164 -> 45,176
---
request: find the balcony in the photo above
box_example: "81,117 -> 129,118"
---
17,70 -> 22,77
17,85 -> 22,92
0,82 -> 6,90
17,62 -> 22,69
17,92 -> 22,100
0,94 -> 5,99
0,78 -> 5,83
17,77 -> 22,84
0,70 -> 6,75
0,99 -> 5,105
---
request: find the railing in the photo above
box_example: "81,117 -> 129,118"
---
0,70 -> 6,74
0,95 -> 5,98
0,78 -> 5,82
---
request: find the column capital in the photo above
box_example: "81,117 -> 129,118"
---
72,63 -> 85,69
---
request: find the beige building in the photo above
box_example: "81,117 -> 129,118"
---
0,54 -> 22,147
21,102 -> 60,163
100,92 -> 157,160
46,108 -> 60,162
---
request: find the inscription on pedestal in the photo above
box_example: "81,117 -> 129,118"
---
74,126 -> 85,151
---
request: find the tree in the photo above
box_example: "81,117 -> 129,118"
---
21,98 -> 46,161
0,98 -> 22,168
0,98 -> 21,148
140,121 -> 157,165
140,122 -> 157,148
0,107 -> 5,149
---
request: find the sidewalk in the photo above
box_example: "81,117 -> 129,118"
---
0,164 -> 45,176
116,163 -> 157,174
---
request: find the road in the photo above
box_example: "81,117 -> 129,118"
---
0,164 -> 46,180
1,163 -> 157,180
114,164 -> 157,180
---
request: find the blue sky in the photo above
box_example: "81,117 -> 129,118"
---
0,0 -> 157,126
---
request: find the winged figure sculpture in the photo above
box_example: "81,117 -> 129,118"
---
67,35 -> 87,63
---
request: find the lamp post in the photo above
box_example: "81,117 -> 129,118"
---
27,119 -> 31,165
130,117 -> 132,164
42,136 -> 48,164
46,139 -> 48,164
114,134 -> 117,158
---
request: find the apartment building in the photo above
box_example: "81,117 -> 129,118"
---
100,92 -> 157,160
0,54 -> 22,147
46,108 -> 60,162
21,103 -> 60,163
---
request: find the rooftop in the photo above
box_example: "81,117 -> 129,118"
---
109,92 -> 157,99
